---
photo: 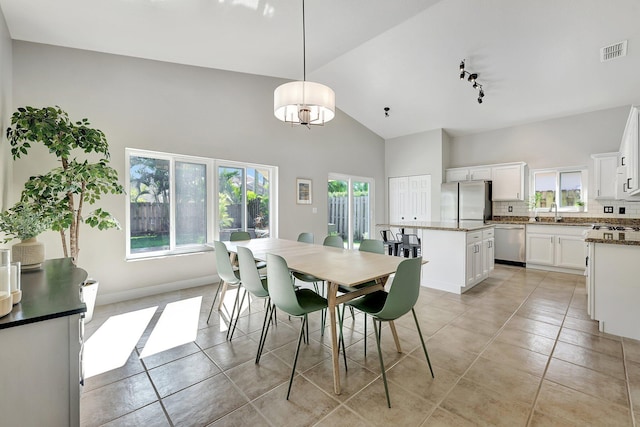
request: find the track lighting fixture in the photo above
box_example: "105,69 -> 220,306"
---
384,107 -> 390,117
458,60 -> 485,104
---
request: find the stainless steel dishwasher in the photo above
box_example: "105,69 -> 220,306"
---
494,224 -> 526,266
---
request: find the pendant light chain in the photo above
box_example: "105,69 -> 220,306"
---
302,0 -> 306,82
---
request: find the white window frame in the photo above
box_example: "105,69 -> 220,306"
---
530,166 -> 588,213
125,148 -> 278,260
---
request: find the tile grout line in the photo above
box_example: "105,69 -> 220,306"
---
525,278 -> 580,426
621,339 -> 638,427
138,347 -> 176,427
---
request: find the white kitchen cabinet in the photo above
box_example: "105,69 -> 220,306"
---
591,152 -> 618,200
445,166 -> 492,182
420,226 -> 495,294
389,175 -> 431,222
617,106 -> 639,199
492,163 -> 526,201
526,225 -> 588,273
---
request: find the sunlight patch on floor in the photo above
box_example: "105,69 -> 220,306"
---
139,296 -> 202,359
84,306 -> 157,378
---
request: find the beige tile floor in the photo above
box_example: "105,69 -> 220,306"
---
80,265 -> 640,426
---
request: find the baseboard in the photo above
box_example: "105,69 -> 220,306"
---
96,274 -> 219,306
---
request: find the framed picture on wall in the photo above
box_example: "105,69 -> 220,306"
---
296,178 -> 312,204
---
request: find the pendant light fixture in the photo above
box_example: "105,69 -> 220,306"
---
274,0 -> 335,127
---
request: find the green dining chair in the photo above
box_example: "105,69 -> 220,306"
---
235,246 -> 275,362
338,238 -> 384,356
297,232 -> 314,244
230,231 -> 251,241
265,253 -> 329,400
323,235 -> 344,248
230,230 -> 266,269
345,256 -> 434,408
208,240 -> 241,324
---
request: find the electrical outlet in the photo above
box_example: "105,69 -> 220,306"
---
619,207 -> 626,214
604,206 -> 614,213
508,206 -> 513,212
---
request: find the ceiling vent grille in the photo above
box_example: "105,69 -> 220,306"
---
600,40 -> 627,62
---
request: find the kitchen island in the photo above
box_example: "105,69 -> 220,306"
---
0,258 -> 87,427
586,229 -> 640,340
384,221 -> 495,294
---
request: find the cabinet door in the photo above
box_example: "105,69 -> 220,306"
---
446,168 -> 469,182
526,233 -> 555,265
408,175 -> 431,221
556,236 -> 586,269
466,242 -> 477,286
469,167 -> 492,181
483,237 -> 495,276
389,177 -> 409,222
593,154 -> 618,200
492,164 -> 524,201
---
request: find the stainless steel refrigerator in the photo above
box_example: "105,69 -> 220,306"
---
440,181 -> 492,222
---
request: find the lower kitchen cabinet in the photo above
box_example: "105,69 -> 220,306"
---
526,225 -> 588,274
421,226 -> 494,294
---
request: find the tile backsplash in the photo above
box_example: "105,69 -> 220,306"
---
493,198 -> 640,222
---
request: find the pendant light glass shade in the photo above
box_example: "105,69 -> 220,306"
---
274,81 -> 335,126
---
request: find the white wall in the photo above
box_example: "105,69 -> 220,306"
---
449,106 -> 628,170
0,6 -> 11,211
10,41 -> 385,303
385,128 -> 447,221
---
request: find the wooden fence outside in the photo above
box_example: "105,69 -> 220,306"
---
328,195 -> 370,241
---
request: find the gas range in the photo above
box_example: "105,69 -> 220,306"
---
591,224 -> 640,232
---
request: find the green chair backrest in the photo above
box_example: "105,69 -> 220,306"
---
359,239 -> 384,254
213,240 -> 241,285
374,257 -> 422,321
230,231 -> 251,241
323,235 -> 344,248
237,246 -> 268,298
266,253 -> 305,316
297,232 -> 314,244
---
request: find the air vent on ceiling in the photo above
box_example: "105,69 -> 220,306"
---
600,40 -> 627,62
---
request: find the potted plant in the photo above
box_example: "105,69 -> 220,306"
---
0,202 -> 52,268
5,106 -> 124,321
576,200 -> 585,212
5,106 -> 124,266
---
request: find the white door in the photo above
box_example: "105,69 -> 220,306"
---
389,177 -> 409,222
408,175 -> 431,221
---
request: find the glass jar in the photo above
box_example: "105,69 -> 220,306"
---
0,249 -> 12,317
11,261 -> 21,305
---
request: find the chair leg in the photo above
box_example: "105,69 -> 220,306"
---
412,308 -> 434,378
287,315 -> 307,400
256,302 -> 274,364
228,288 -> 247,341
226,287 -> 242,340
207,280 -> 223,323
373,320 -> 392,408
363,314 -> 367,358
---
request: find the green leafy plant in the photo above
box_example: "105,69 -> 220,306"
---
5,106 -> 125,265
576,200 -> 585,207
0,202 -> 52,242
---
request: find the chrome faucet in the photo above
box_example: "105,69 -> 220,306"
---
550,202 -> 562,222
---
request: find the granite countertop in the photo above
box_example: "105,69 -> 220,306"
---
491,216 -> 640,227
585,230 -> 640,246
0,258 -> 87,330
489,220 -> 592,227
384,221 -> 494,232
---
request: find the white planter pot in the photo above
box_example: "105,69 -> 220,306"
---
81,278 -> 99,323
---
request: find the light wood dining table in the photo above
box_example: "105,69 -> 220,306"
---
218,237 -> 412,395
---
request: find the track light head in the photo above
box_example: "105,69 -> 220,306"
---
479,89 -> 485,98
477,97 -> 483,104
459,61 -> 465,72
384,107 -> 390,117
467,73 -> 477,83
459,71 -> 465,80
472,82 -> 478,89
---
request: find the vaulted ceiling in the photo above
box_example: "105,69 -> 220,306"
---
1,0 -> 639,139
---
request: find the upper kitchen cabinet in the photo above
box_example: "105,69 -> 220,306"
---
445,166 -> 492,182
491,162 -> 527,201
389,175 -> 431,223
616,106 -> 640,199
591,152 -> 618,200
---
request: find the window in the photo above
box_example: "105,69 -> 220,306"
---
126,149 -> 276,259
531,167 -> 587,212
327,173 -> 374,249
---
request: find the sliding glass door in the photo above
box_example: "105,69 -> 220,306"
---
327,174 -> 373,249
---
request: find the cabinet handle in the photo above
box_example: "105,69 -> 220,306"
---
623,182 -> 628,192
517,192 -> 520,199
597,189 -> 600,196
622,156 -> 626,166
550,237 -> 553,243
628,178 -> 632,190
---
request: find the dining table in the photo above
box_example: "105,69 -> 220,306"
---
218,237 -> 414,395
